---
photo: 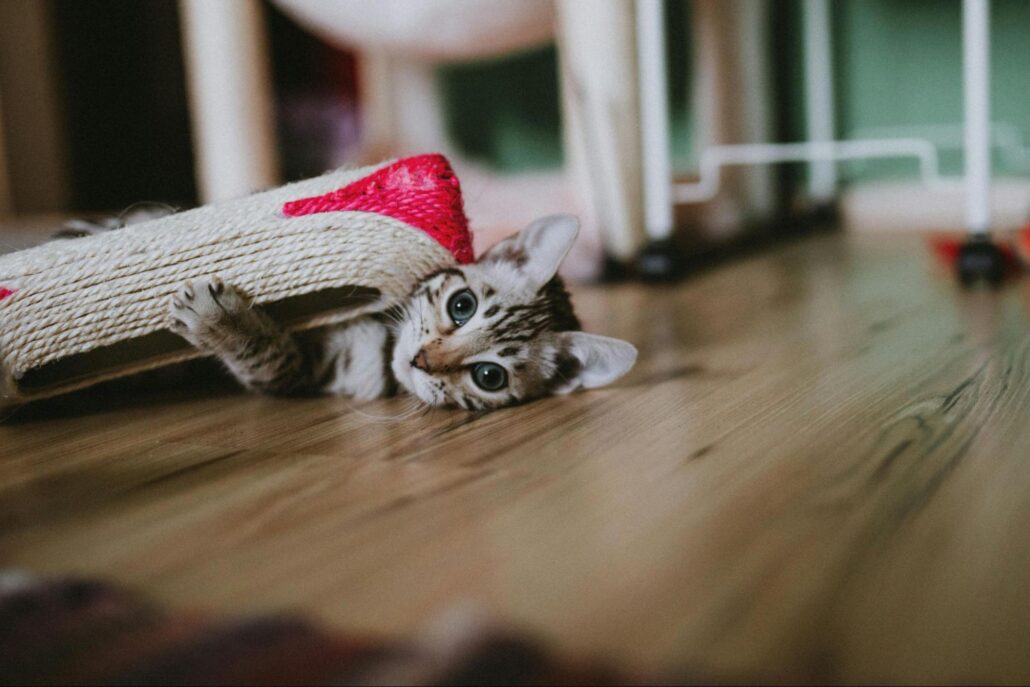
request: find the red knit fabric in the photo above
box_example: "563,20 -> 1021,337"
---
0,287 -> 14,302
282,154 -> 474,264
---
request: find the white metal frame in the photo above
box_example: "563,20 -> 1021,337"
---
849,122 -> 1030,175
636,0 -> 994,242
674,139 -> 957,205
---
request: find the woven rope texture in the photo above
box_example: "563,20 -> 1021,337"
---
0,156 -> 471,403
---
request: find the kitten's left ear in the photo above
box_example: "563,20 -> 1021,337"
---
553,332 -> 638,394
481,214 -> 579,289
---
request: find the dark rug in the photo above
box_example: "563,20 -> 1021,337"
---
0,572 -> 650,686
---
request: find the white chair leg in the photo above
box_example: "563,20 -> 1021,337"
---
963,0 -> 991,236
556,0 -> 645,263
179,0 -> 280,202
390,58 -> 453,156
635,0 -> 674,244
356,53 -> 396,159
358,53 -> 453,160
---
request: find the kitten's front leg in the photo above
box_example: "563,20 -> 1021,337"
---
169,276 -> 314,395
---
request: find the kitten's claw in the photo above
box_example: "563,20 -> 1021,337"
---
168,276 -> 248,346
207,276 -> 225,297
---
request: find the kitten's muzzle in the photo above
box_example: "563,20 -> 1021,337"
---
411,349 -> 431,372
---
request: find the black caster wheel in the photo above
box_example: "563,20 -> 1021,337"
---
806,202 -> 839,230
957,235 -> 1005,287
600,254 -> 634,283
636,239 -> 684,283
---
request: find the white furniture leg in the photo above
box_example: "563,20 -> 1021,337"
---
179,0 -> 280,203
356,53 -> 397,159
358,54 -> 453,159
802,0 -> 838,204
556,0 -> 645,263
635,0 -> 674,243
383,58 -> 452,157
963,0 -> 991,235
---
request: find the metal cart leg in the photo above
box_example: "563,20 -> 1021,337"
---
957,0 -> 1003,286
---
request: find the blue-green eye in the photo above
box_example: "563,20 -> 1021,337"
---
447,289 -> 477,326
471,362 -> 508,391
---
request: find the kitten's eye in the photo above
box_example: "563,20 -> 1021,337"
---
471,362 -> 508,391
447,289 -> 477,326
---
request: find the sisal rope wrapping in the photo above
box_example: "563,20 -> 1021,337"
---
0,158 -> 466,404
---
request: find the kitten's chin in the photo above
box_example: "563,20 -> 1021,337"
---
390,339 -> 439,406
394,365 -> 441,407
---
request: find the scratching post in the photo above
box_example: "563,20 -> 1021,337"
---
0,154 -> 473,406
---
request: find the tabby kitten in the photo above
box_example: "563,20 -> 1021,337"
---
169,215 -> 637,411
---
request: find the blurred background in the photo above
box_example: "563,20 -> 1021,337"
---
1,0 -> 1029,278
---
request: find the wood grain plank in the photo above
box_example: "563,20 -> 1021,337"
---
3,233 -> 1030,682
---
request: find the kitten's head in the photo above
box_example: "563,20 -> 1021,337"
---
391,215 -> 637,410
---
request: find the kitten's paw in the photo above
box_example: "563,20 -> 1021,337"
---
168,276 -> 249,346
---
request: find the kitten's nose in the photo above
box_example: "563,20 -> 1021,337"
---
411,348 -> 431,372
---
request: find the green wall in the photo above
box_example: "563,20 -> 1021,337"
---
833,0 -> 1030,181
438,46 -> 564,172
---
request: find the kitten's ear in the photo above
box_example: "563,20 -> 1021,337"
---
553,332 -> 638,394
481,214 -> 579,289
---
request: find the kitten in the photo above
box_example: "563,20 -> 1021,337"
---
169,215 -> 637,411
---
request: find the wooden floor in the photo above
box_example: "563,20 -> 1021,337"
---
4,231 -> 1030,683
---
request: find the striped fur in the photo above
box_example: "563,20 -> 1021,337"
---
170,216 -> 637,411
